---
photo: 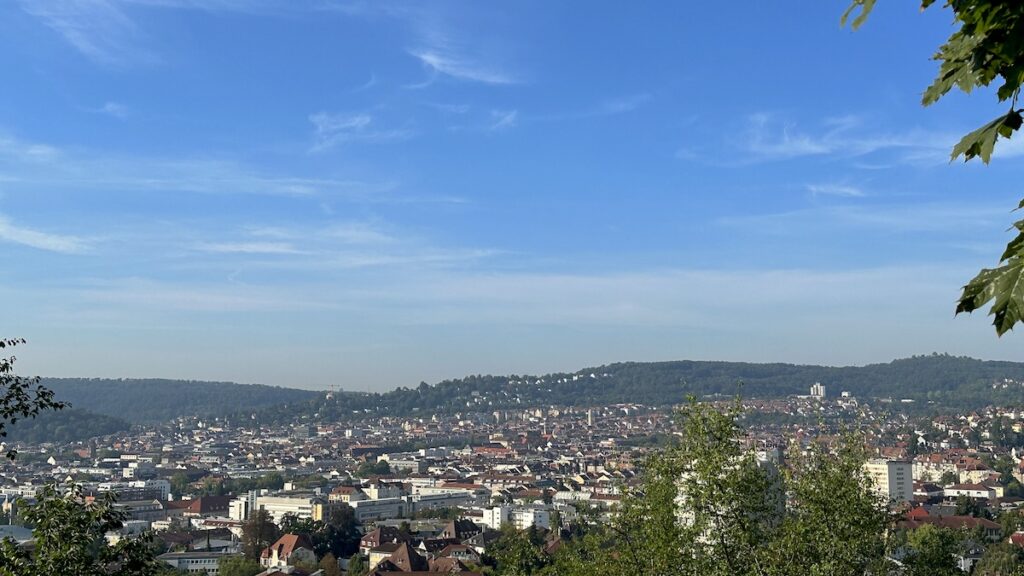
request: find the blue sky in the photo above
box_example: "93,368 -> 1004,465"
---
2,1 -> 1023,390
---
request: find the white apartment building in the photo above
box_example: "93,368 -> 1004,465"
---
254,494 -> 317,524
349,497 -> 405,522
157,551 -> 229,574
511,507 -> 550,530
480,505 -> 550,530
864,459 -> 913,503
944,483 -> 996,500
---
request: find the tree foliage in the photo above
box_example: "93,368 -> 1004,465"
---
844,1 -> 1024,335
319,552 -> 343,576
0,484 -> 160,576
488,524 -> 551,576
0,338 -> 67,459
552,400 -> 890,576
241,509 -> 280,560
248,355 -> 1024,425
347,553 -> 368,576
5,408 -> 129,444
902,524 -> 960,576
278,505 -> 361,559
217,555 -> 263,576
38,377 -> 317,424
975,542 -> 1024,576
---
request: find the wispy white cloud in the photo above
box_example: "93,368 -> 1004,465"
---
98,101 -> 130,119
596,93 -> 652,115
428,103 -> 471,114
351,73 -> 378,92
194,241 -> 304,255
487,109 -> 518,131
20,0 -> 156,67
0,214 -> 88,253
719,201 -> 1010,235
409,50 -> 517,85
993,135 -> 1024,160
739,113 -> 953,164
0,133 -> 402,200
19,0 -> 354,68
447,109 -> 519,133
532,93 -> 654,124
806,183 -> 865,197
0,135 -> 60,163
173,220 -> 492,273
308,112 -> 412,152
79,277 -> 333,313
332,265 -> 972,331
327,222 -> 397,245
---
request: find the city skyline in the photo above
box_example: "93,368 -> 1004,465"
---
2,1 -> 1024,391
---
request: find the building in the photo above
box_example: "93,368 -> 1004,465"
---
510,507 -> 550,530
480,505 -> 550,530
481,505 -> 510,530
157,551 -> 231,574
810,383 -> 826,398
260,534 -> 317,569
349,497 -> 405,522
944,483 -> 997,500
254,494 -> 318,524
328,485 -> 367,503
864,459 -> 913,503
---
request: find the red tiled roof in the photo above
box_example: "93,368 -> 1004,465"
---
260,533 -> 313,560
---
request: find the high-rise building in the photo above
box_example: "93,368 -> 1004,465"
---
810,382 -> 826,398
864,459 -> 913,503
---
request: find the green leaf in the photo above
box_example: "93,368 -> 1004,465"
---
957,221 -> 1024,335
841,0 -> 876,30
922,33 -> 983,106
950,111 -> 1023,163
1001,220 -> 1024,261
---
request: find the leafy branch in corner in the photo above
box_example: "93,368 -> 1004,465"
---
844,0 -> 1024,335
0,338 -> 68,459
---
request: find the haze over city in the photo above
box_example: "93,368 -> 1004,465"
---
2,1 -> 1023,390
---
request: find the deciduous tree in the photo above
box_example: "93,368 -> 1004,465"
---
843,1 -> 1024,335
0,484 -> 160,576
241,509 -> 280,560
0,338 -> 67,459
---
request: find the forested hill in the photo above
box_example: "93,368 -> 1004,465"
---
252,354 -> 1024,425
34,355 -> 1024,429
38,378 -> 320,424
6,408 -> 131,444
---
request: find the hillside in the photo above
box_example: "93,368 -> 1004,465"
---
6,409 -> 131,444
38,378 -> 320,424
251,354 -> 1024,425
33,355 -> 1024,431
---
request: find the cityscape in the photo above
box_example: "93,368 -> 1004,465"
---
2,0 -> 1024,575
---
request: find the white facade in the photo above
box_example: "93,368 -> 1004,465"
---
511,507 -> 550,530
944,484 -> 996,500
481,505 -> 511,529
864,459 -> 913,503
254,495 -> 316,524
131,479 -> 171,500
349,497 -> 405,522
157,551 -> 229,574
228,496 -> 248,521
480,505 -> 549,530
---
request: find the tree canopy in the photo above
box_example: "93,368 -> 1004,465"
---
0,338 -> 67,459
545,400 -> 891,576
0,485 -> 160,576
844,1 -> 1024,336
